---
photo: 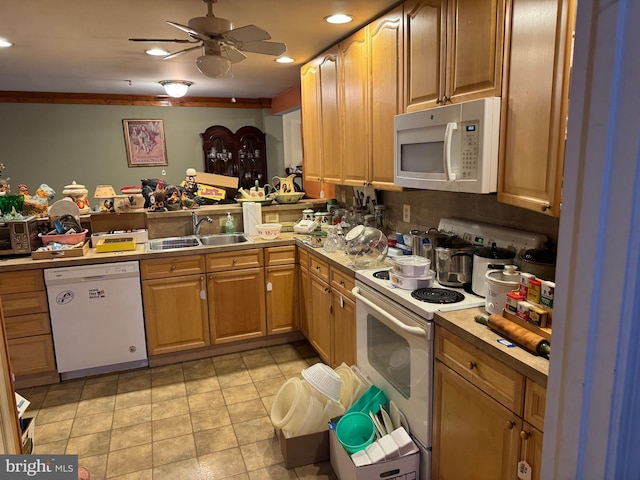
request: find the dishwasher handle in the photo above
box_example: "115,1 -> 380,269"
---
352,287 -> 427,338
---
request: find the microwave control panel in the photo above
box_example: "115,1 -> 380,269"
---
460,121 -> 480,179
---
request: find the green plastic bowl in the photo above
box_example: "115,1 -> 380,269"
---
346,385 -> 388,416
336,412 -> 376,454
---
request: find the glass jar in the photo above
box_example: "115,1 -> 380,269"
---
345,225 -> 389,268
374,205 -> 385,230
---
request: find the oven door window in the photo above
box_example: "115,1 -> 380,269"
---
366,313 -> 412,398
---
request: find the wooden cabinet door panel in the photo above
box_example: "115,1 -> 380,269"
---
309,275 -> 332,363
520,423 -> 544,480
332,293 -> 356,367
266,265 -> 298,335
4,313 -> 51,339
433,360 -> 521,480
2,291 -> 48,317
265,246 -> 296,266
208,268 -> 266,344
8,335 -> 56,376
524,378 -> 547,432
341,29 -> 370,186
301,61 -> 322,182
446,0 -> 505,101
369,5 -> 403,188
318,48 -> 342,184
142,275 -> 209,356
299,265 -> 310,338
404,0 -> 446,111
206,249 -> 263,272
140,255 -> 204,279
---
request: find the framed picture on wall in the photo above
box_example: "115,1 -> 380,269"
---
123,119 -> 168,167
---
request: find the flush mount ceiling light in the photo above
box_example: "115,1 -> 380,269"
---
159,80 -> 194,98
146,48 -> 169,56
325,14 -> 354,24
275,56 -> 295,64
0,38 -> 13,48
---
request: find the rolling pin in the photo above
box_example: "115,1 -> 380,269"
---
475,314 -> 551,356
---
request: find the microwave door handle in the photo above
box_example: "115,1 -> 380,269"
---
444,122 -> 458,181
352,287 -> 427,338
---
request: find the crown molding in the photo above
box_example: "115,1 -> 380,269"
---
0,91 -> 271,109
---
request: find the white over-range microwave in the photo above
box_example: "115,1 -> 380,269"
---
394,97 -> 501,193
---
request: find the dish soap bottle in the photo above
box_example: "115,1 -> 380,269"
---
225,213 -> 235,234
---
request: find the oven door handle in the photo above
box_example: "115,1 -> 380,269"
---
352,287 -> 427,338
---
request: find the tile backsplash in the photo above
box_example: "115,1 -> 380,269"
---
335,185 -> 559,246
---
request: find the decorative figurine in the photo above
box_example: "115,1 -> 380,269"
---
23,183 -> 55,217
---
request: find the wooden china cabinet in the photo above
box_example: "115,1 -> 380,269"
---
200,125 -> 267,190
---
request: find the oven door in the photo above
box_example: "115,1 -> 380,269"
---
352,282 -> 433,451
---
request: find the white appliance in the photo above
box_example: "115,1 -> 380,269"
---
394,97 -> 501,193
45,261 -> 148,379
353,268 -> 485,480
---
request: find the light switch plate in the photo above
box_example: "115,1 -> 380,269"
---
403,204 -> 410,223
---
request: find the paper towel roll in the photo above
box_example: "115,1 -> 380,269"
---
242,202 -> 262,235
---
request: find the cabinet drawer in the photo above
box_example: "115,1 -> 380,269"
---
4,313 -> 51,339
309,254 -> 330,283
265,246 -> 296,266
436,326 -> 525,414
330,268 -> 355,298
0,269 -> 44,295
298,247 -> 309,268
524,378 -> 547,432
141,255 -> 205,279
206,248 -> 264,272
8,334 -> 56,376
2,291 -> 48,317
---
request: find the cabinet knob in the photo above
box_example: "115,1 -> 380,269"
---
170,265 -> 176,271
436,97 -> 442,104
541,203 -> 551,212
232,258 -> 237,264
467,361 -> 476,370
520,430 -> 530,440
506,420 -> 515,430
340,280 -> 345,286
443,96 -> 451,104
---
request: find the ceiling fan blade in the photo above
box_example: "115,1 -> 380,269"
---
239,40 -> 287,56
166,21 -> 209,41
163,45 -> 202,60
221,46 -> 247,64
224,24 -> 271,44
129,38 -> 197,43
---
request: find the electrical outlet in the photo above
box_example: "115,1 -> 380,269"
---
403,204 -> 411,223
265,213 -> 279,223
341,190 -> 346,204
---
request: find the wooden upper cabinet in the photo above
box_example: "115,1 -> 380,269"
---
301,61 -> 322,183
369,6 -> 404,189
318,47 -> 342,184
404,0 -> 446,111
341,28 -> 370,186
498,0 -> 576,216
404,0 -> 505,112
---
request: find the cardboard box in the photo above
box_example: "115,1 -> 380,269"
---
330,429 -> 420,480
91,229 -> 148,247
278,428 -> 330,469
21,416 -> 34,454
15,393 -> 30,419
195,171 -> 239,199
32,240 -> 89,259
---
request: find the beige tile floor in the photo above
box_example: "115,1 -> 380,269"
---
19,341 -> 338,480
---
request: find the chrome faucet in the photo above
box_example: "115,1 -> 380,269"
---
192,211 -> 213,235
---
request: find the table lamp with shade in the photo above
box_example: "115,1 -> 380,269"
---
94,185 -> 116,212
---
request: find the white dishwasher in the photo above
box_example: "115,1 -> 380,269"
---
45,260 -> 148,379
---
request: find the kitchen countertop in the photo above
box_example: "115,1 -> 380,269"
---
435,307 -> 549,386
0,231 -> 548,385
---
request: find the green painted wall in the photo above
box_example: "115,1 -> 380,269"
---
0,103 -> 284,201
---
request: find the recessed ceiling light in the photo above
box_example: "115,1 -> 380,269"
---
275,56 -> 295,64
325,14 -> 353,24
0,38 -> 13,48
146,48 -> 169,56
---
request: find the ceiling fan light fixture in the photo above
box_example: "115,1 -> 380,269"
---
159,80 -> 193,98
146,48 -> 169,56
275,56 -> 295,64
196,54 -> 231,78
0,38 -> 13,48
325,14 -> 354,24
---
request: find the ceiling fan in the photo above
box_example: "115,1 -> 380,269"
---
129,0 -> 287,78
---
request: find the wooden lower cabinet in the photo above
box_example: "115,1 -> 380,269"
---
208,268 -> 266,344
7,335 -> 56,376
332,292 -> 356,366
142,274 -> 210,355
520,422 -> 544,480
433,360 -> 521,479
309,273 -> 332,363
298,264 -> 311,338
266,264 -> 298,335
